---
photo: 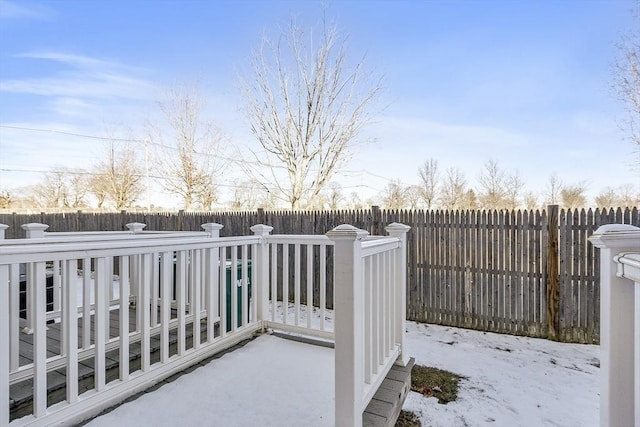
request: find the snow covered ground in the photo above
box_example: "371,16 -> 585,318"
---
85,322 -> 599,427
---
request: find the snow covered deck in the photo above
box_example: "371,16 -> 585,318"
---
1,222 -> 411,427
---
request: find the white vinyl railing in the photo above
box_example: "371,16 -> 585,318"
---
328,223 -> 410,427
1,221 -> 409,427
1,225 -> 260,427
590,224 -> 640,427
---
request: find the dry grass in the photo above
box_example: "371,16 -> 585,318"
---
410,365 -> 465,405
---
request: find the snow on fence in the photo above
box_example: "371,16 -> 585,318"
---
1,221 -> 409,427
589,225 -> 640,427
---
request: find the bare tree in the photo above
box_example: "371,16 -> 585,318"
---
595,187 -> 618,208
597,183 -> 640,207
405,185 -> 422,210
347,191 -> 365,210
417,158 -> 439,209
461,189 -> 478,211
229,179 -> 269,210
90,141 -> 143,210
561,183 -> 587,209
477,160 -> 509,209
382,179 -> 407,209
440,168 -> 468,210
505,172 -> 524,210
615,4 -> 640,169
324,182 -> 345,210
30,168 -> 89,210
240,16 -> 381,209
0,189 -> 12,209
544,174 -> 563,205
523,191 -> 539,211
150,82 -> 227,210
617,183 -> 640,206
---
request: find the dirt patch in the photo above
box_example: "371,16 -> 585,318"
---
411,365 -> 466,404
395,410 -> 421,427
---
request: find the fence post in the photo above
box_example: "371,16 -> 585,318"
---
386,222 -> 411,366
327,224 -> 368,427
589,224 -> 640,427
0,224 -> 8,239
371,205 -> 382,236
250,224 -> 274,329
546,204 -> 560,339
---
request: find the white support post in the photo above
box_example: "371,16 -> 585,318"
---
589,224 -> 640,427
125,222 -> 146,233
0,264 -> 9,426
250,224 -> 273,329
614,252 -> 640,425
386,223 -> 411,366
0,224 -> 8,239
21,222 -> 49,238
327,224 -> 369,427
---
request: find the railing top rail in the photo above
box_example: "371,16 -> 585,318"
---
265,234 -> 333,245
0,234 -> 261,264
361,236 -> 400,257
0,231 -> 211,245
614,251 -> 640,282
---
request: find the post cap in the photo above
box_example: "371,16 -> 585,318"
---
326,224 -> 369,241
201,223 -> 224,237
126,222 -> 147,233
385,222 -> 411,234
250,224 -> 274,236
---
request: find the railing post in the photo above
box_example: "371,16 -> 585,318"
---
589,224 -> 640,427
386,222 -> 411,366
0,224 -> 8,239
20,224 -> 49,334
250,224 -> 273,329
126,222 -> 147,233
203,223 -> 224,340
327,224 -> 369,427
614,252 -> 640,425
21,222 -> 49,238
0,264 -> 9,426
202,223 -> 224,238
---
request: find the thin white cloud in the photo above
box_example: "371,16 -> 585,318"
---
0,0 -> 52,20
0,51 -> 158,100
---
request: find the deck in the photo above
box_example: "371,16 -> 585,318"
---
11,307 -> 412,426
2,222 -> 412,426
10,305 -> 212,422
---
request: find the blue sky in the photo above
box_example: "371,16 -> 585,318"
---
0,0 -> 637,207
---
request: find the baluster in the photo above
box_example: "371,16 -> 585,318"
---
64,259 -> 78,403
119,256 -> 130,381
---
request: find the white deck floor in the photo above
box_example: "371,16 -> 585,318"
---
84,334 -> 335,427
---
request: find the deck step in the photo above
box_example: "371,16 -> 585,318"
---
363,358 -> 415,427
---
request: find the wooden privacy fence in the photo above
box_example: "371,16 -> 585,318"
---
2,205 -> 638,343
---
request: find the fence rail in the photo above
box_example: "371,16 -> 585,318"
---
2,205 -> 638,343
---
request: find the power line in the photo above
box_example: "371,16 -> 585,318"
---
0,124 -> 399,187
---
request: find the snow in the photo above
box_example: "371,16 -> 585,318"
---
84,322 -> 599,427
